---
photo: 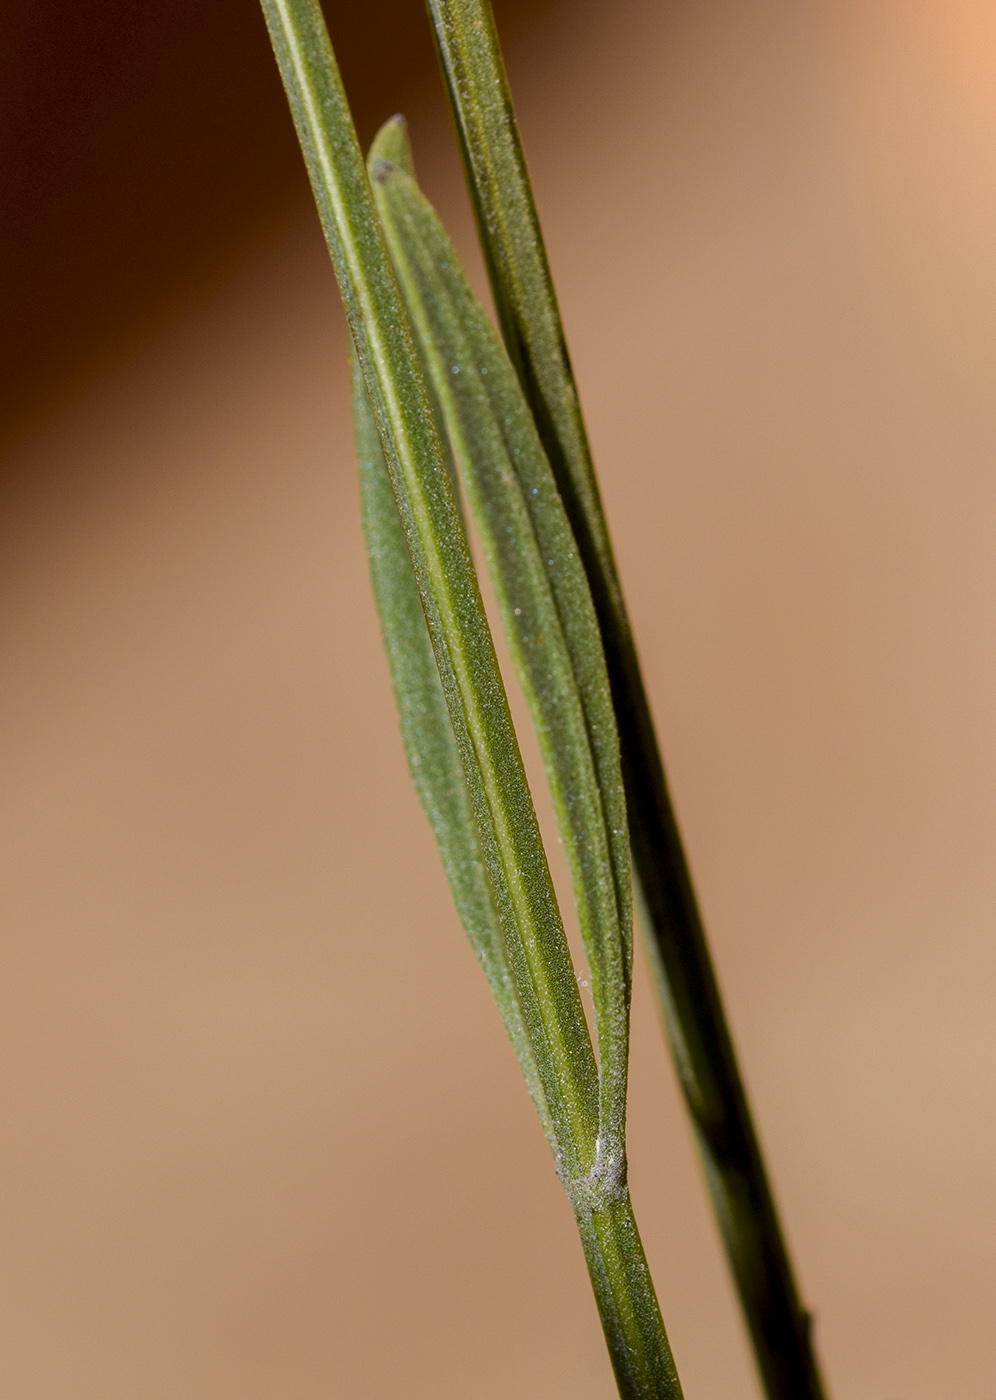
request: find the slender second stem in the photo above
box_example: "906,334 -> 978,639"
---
425,3 -> 827,1395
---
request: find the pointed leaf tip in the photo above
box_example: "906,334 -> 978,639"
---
369,114 -> 415,178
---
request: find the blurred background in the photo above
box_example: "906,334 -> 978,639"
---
2,0 -> 995,1396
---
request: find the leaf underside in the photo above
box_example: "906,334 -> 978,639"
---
351,350 -> 553,1144
368,121 -> 633,1172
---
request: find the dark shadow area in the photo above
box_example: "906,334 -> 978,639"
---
0,0 -> 551,450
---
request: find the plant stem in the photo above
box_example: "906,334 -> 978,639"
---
425,3 -> 827,1396
574,1195 -> 685,1400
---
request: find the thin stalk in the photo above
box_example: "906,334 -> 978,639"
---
425,3 -> 827,1396
575,1196 -> 684,1400
260,3 -> 683,1393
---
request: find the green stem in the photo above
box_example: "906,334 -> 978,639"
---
574,1195 -> 684,1400
425,3 -> 827,1396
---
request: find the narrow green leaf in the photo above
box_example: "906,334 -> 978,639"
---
351,351 -> 553,1144
369,132 -> 632,1182
260,0 -> 598,1183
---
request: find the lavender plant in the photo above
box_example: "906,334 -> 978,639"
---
261,2 -> 826,1397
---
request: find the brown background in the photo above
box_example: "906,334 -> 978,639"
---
2,1 -> 995,1396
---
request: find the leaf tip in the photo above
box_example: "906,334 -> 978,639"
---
368,114 -> 415,179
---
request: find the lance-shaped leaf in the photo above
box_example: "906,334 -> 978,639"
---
260,0 -> 598,1182
369,120 -> 633,1177
351,351 -> 553,1144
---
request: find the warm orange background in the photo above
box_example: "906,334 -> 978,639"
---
2,1 -> 995,1396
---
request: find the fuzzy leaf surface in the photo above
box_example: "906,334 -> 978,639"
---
370,131 -> 632,1172
352,353 -> 552,1141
